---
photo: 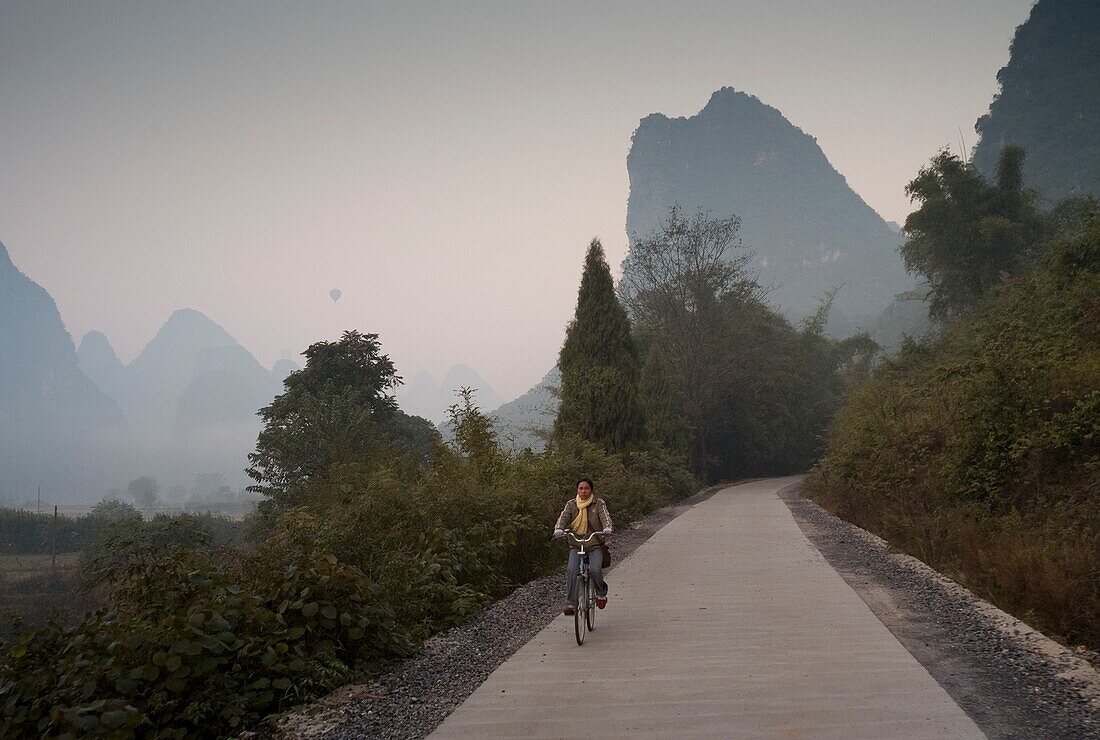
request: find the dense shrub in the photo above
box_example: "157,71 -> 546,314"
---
1,547 -> 411,737
80,512 -> 242,588
0,503 -> 240,563
1,397 -> 697,736
808,213 -> 1100,647
0,509 -> 96,555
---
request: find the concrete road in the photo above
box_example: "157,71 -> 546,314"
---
430,477 -> 984,739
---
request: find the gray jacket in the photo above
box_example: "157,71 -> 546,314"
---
555,497 -> 613,548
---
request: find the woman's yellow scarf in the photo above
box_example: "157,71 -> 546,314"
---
570,495 -> 594,535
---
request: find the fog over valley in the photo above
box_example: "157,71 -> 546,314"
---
0,0 -> 1037,504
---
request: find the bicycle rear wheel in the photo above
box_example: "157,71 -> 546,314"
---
574,575 -> 587,645
585,578 -> 596,631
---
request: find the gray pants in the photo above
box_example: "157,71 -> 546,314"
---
566,547 -> 607,605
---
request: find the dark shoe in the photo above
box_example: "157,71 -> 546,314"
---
563,604 -> 575,615
596,596 -> 607,609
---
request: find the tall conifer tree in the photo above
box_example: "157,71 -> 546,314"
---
554,239 -> 646,451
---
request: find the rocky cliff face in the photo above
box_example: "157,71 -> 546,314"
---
0,240 -> 124,496
626,87 -> 911,331
0,240 -> 122,426
973,0 -> 1100,203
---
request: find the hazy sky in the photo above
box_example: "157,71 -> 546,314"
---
1,0 -> 1034,402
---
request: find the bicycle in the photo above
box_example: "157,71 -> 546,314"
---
557,529 -> 610,645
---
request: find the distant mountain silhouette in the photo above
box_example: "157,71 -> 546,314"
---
77,330 -> 126,402
69,310 -> 290,499
862,295 -> 933,354
397,364 -> 502,424
0,239 -> 123,497
175,344 -> 277,430
401,371 -> 443,421
488,366 -> 559,452
0,240 -> 122,428
626,87 -> 912,331
122,309 -> 278,429
973,0 -> 1100,203
1,243 -> 317,501
271,359 -> 299,386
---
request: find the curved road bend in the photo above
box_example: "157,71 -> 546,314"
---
430,476 -> 983,739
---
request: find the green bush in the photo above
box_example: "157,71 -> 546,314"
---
1,396 -> 698,736
1,547 -> 412,738
0,509 -> 99,555
808,213 -> 1100,646
80,512 -> 242,589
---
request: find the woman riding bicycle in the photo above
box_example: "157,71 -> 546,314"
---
553,478 -> 613,615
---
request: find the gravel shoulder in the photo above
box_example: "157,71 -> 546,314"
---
780,480 -> 1100,740
264,484 -> 728,740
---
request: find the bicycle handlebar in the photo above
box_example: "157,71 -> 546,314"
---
558,529 -> 611,542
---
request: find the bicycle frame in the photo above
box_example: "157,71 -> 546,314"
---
560,529 -> 606,645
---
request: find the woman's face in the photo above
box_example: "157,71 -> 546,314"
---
577,480 -> 593,500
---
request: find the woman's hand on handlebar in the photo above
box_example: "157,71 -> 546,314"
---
553,529 -> 565,539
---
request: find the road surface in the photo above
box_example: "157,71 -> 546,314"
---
430,477 -> 984,739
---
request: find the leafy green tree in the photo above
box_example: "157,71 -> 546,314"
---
247,330 -> 435,511
554,239 -> 646,451
387,410 -> 443,467
902,146 -> 1044,320
442,387 -> 504,488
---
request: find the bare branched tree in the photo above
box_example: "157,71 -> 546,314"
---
619,206 -> 761,478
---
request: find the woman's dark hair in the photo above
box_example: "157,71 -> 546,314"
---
576,477 -> 595,491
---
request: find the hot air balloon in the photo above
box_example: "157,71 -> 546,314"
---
329,288 -> 342,303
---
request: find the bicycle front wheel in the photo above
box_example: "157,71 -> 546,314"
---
585,578 -> 596,631
574,575 -> 587,645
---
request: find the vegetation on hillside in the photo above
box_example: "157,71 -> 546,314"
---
902,146 -> 1043,319
0,502 -> 237,557
809,151 -> 1100,647
8,156 -> 1086,734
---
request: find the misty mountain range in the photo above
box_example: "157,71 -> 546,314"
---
77,309 -> 288,432
0,239 -> 518,503
1,239 -> 125,502
488,366 -> 559,452
4,4 -> 1091,504
1,235 -> 297,503
398,365 -> 503,426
